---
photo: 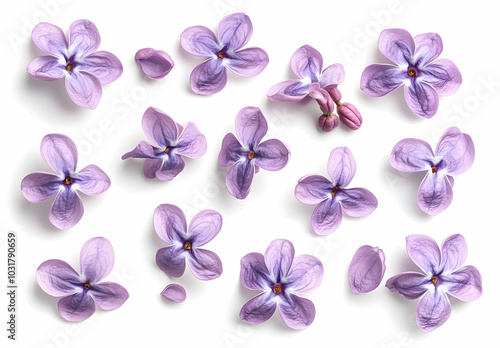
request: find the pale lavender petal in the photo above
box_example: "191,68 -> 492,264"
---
290,45 -> 322,81
153,204 -> 187,244
80,237 -> 114,283
406,235 -> 441,274
240,252 -> 271,290
76,165 -> 110,196
188,210 -> 222,246
386,272 -> 430,300
190,58 -> 227,95
226,159 -> 255,199
219,133 -> 243,167
311,199 -> 342,235
58,292 -> 95,322
421,59 -> 462,96
69,19 -> 100,57
144,159 -> 162,179
121,141 -> 156,160
239,292 -> 276,324
440,234 -> 468,274
378,28 -> 415,65
413,33 -> 443,67
142,107 -> 178,148
267,80 -> 309,102
161,284 -> 186,303
21,172 -> 61,203
337,188 -> 378,217
156,246 -> 186,278
416,288 -> 451,333
218,13 -> 252,51
327,147 -> 356,187
436,127 -> 475,175
27,56 -> 65,81
390,138 -> 434,172
278,294 -> 315,329
319,63 -> 345,87
294,174 -> 332,205
417,172 -> 453,215
308,83 -> 334,114
442,265 -> 482,301
40,133 -> 78,175
287,255 -> 323,293
235,106 -> 268,149
187,248 -> 223,280
49,189 -> 84,230
360,64 -> 405,97
180,25 -> 219,57
155,154 -> 185,181
89,282 -> 129,310
348,246 -> 386,295
226,47 -> 269,77
31,22 -> 68,56
65,71 -> 102,109
264,239 -> 294,282
254,139 -> 290,171
404,81 -> 439,118
80,51 -> 123,84
175,122 -> 207,158
36,260 -> 80,297
135,48 -> 174,80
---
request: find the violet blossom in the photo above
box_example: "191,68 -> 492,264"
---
180,12 -> 269,95
154,204 -> 223,280
219,106 -> 290,199
21,134 -> 110,230
122,107 -> 207,181
161,284 -> 187,303
386,234 -> 482,333
348,245 -> 386,295
360,28 -> 462,118
294,147 -> 378,235
37,237 -> 129,322
240,239 -> 323,329
390,127 -> 474,215
135,48 -> 174,79
27,19 -> 123,109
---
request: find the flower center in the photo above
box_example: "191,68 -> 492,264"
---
248,151 -> 255,159
272,283 -> 282,294
64,177 -> 72,185
164,147 -> 170,154
66,63 -> 73,72
407,67 -> 417,77
431,276 -> 438,285
83,283 -> 91,290
184,242 -> 192,250
431,166 -> 437,174
332,186 -> 338,198
217,51 -> 225,59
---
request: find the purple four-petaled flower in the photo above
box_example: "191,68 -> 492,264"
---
386,234 -> 482,333
27,19 -> 123,109
180,12 -> 269,95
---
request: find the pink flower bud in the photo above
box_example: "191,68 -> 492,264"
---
324,86 -> 343,103
318,114 -> 339,132
338,103 -> 362,130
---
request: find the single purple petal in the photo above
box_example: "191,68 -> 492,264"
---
69,19 -> 100,57
435,127 -> 475,175
154,154 -> 185,181
65,71 -> 102,109
31,22 -> 68,56
21,172 -> 61,203
226,47 -> 269,77
239,291 -> 276,324
378,28 -> 415,65
235,106 -> 268,149
89,282 -> 129,310
267,80 -> 309,102
337,187 -> 378,217
36,259 -> 80,297
161,284 -> 186,303
40,134 -> 78,175
240,252 -> 271,290
413,33 -> 443,67
440,234 -> 468,274
416,288 -> 451,333
308,83 -> 334,114
311,198 -> 342,235
390,138 -> 434,173
49,189 -> 84,230
290,45 -> 323,81
80,51 -> 123,84
385,272 -> 430,299
348,246 -> 386,295
404,81 -> 439,118
320,63 -> 345,87
144,159 -> 163,179
287,255 -> 323,293
156,246 -> 186,278
188,210 -> 222,246
142,107 -> 178,148
153,204 -> 187,245
135,48 -> 174,80
58,292 -> 95,322
406,235 -> 441,274
218,13 -> 253,51
442,265 -> 482,301
327,147 -> 356,187
417,172 -> 453,215
278,294 -> 316,329
76,165 -> 110,196
254,139 -> 290,171
294,174 -> 332,205
219,133 -> 243,167
226,158 -> 255,199
121,141 -> 156,160
175,122 -> 207,158
80,237 -> 114,283
421,59 -> 462,96
264,239 -> 294,282
27,56 -> 65,81
180,25 -> 219,57
190,58 -> 227,95
360,64 -> 405,97
187,247 -> 223,280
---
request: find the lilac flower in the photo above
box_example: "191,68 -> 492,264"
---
161,284 -> 187,303
122,107 -> 207,181
294,147 -> 378,235
37,237 -> 129,322
390,127 -> 474,215
240,239 -> 323,329
360,28 -> 462,118
180,12 -> 269,95
27,19 -> 123,109
348,245 -> 386,295
219,106 -> 290,199
154,204 -> 223,280
21,134 -> 110,230
135,48 -> 174,79
386,234 -> 482,333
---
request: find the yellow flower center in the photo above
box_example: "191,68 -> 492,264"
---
273,284 -> 282,294
217,51 -> 224,59
248,151 -> 255,159
66,64 -> 73,72
64,177 -> 72,185
83,283 -> 91,290
431,276 -> 438,285
332,186 -> 338,198
431,166 -> 437,174
407,67 -> 417,77
164,147 -> 170,154
184,242 -> 192,250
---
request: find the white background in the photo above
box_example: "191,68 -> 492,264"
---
2,0 -> 499,347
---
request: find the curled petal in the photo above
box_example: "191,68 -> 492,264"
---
156,246 -> 186,278
190,59 -> 227,95
187,248 -> 223,280
294,174 -> 332,205
80,51 -> 123,84
153,204 -> 187,245
180,25 -> 219,56
144,158 -> 162,179
218,13 -> 253,51
348,246 -> 386,295
278,294 -> 316,329
360,64 -> 405,97
440,234 -> 468,274
417,172 -> 453,215
21,172 -> 61,203
287,255 -> 323,293
219,133 -> 243,167
327,147 -> 356,187
308,83 -> 334,114
235,106 -> 268,149
226,47 -> 269,77
378,28 -> 415,65
49,189 -> 84,230
226,159 -> 254,200
240,292 -> 276,324
404,81 -> 439,118
320,63 -> 345,87
416,288 -> 451,333
413,33 -> 443,67
161,284 -> 186,303
421,58 -> 461,96
337,188 -> 378,217
290,45 -> 322,81
240,252 -> 271,290
135,48 -> 174,80
267,80 -> 309,102
121,141 -> 156,160
442,265 -> 482,301
254,139 -> 290,171
175,122 -> 207,158
390,138 -> 434,173
89,282 -> 129,310
188,210 -> 223,246
436,127 -> 475,176
65,71 -> 102,109
312,198 -> 342,235
142,107 -> 178,148
265,239 -> 295,283
27,56 -> 65,81
40,133 -> 78,175
386,272 -> 430,299
76,165 -> 110,196
31,22 -> 68,56
37,259 -> 80,297
406,234 -> 441,274
80,237 -> 114,284
69,19 -> 101,57
58,292 -> 95,322
155,154 -> 185,181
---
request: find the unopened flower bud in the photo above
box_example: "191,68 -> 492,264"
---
338,103 -> 362,130
324,86 -> 343,103
318,114 -> 339,132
